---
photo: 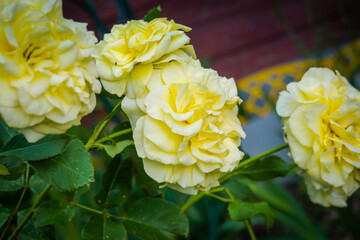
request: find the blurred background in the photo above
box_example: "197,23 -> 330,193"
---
62,0 -> 360,157
62,0 -> 360,239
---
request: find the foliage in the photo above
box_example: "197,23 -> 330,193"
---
0,3 -> 358,240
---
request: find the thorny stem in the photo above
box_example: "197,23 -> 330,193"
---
181,143 -> 289,212
85,100 -> 123,149
7,184 -> 52,240
219,143 -> 289,183
70,202 -> 127,221
0,166 -> 30,240
245,219 -> 257,240
95,128 -> 132,144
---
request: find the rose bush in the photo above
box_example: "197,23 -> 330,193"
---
93,18 -> 194,98
0,0 -> 101,142
276,67 -> 360,207
122,59 -> 246,194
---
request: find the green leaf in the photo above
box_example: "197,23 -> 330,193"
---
124,198 -> 189,240
0,176 -> 23,191
0,120 -> 18,147
0,155 -> 26,180
247,181 -> 326,240
33,200 -> 75,227
228,200 -> 274,230
94,157 -> 132,208
81,215 -> 127,240
0,163 -> 9,176
29,174 -> 48,195
74,185 -> 91,203
30,139 -> 94,191
225,178 -> 258,201
101,140 -> 134,158
0,204 -> 10,228
0,135 -> 72,162
18,209 -> 55,240
127,147 -> 160,196
236,156 -> 293,181
143,5 -> 162,22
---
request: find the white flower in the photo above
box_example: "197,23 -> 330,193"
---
0,0 -> 101,142
122,60 -> 245,194
277,67 -> 360,207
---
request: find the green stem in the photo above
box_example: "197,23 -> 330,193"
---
70,202 -> 125,221
85,100 -> 123,149
8,184 -> 52,240
181,192 -> 206,212
219,143 -> 289,183
181,143 -> 289,212
237,143 -> 288,169
95,128 -> 132,144
245,219 -> 256,240
0,166 -> 30,240
181,187 -> 233,212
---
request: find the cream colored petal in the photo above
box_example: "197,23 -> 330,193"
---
0,79 -> 18,107
191,145 -> 223,164
0,106 -> 44,128
174,164 -> 204,188
276,91 -> 299,117
56,40 -> 79,69
143,158 -> 175,183
143,117 -> 182,153
304,176 -> 347,207
161,62 -> 187,85
165,32 -> 190,54
319,148 -> 350,187
46,104 -> 81,124
136,43 -> 157,62
167,184 -> 198,195
288,105 -> 313,147
5,25 -> 18,47
95,57 -> 118,81
0,53 -> 23,75
164,114 -> 202,136
18,89 -> 52,115
342,152 -> 360,168
127,63 -> 153,98
101,78 -> 126,97
32,120 -> 76,134
301,67 -> 336,86
221,138 -> 243,171
150,34 -> 172,61
133,116 -> 146,158
306,104 -> 327,138
144,137 -> 178,164
121,96 -> 144,128
286,122 -> 313,169
145,85 -> 169,120
333,99 -> 360,128
146,70 -> 164,91
197,161 -> 219,173
178,147 -> 198,165
199,171 -> 220,190
154,46 -> 195,65
18,128 -> 45,143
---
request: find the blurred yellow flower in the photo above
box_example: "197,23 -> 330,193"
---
276,67 -> 360,207
0,0 -> 101,142
122,60 -> 245,194
93,18 -> 194,98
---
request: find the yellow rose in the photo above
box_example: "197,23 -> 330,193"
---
93,18 -> 194,98
276,67 -> 360,207
122,60 -> 246,194
0,0 -> 101,142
